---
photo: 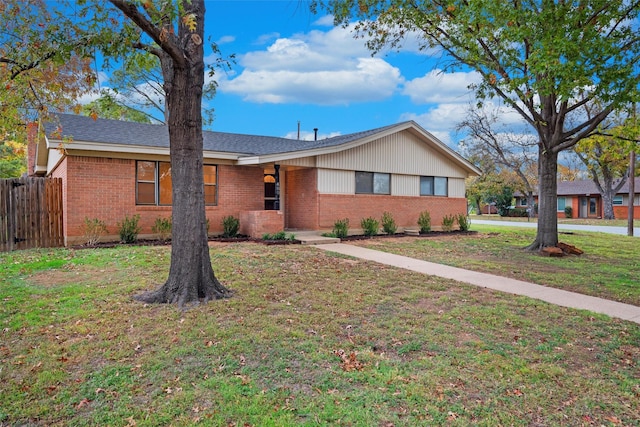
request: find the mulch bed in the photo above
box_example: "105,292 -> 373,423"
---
72,230 -> 478,249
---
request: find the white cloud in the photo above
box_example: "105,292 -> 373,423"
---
217,35 -> 236,45
312,15 -> 335,27
254,32 -> 280,46
222,57 -> 401,105
402,69 -> 482,104
220,23 -> 403,105
401,103 -> 468,131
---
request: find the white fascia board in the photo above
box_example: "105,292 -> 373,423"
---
46,139 -> 242,161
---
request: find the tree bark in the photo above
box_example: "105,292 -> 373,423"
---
527,147 -> 558,250
133,0 -> 231,306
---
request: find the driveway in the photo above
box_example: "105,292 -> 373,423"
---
471,219 -> 640,237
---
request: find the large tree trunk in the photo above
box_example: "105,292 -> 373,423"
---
527,147 -> 558,250
134,0 -> 230,306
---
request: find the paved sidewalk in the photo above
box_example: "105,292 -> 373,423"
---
315,243 -> 640,325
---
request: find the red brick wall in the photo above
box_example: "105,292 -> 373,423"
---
55,157 -> 265,244
285,168 -> 319,229
316,194 -> 467,231
239,210 -> 284,238
26,122 -> 38,176
613,205 -> 640,220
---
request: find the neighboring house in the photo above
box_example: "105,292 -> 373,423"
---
29,114 -> 481,245
514,178 -> 640,219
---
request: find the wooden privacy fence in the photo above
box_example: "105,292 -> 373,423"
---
0,177 -> 64,251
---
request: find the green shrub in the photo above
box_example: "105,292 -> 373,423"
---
117,214 -> 141,243
564,206 -> 573,219
222,215 -> 240,237
83,217 -> 108,246
381,212 -> 397,235
262,231 -> 295,241
332,218 -> 349,238
441,214 -> 455,232
360,217 -> 379,236
507,208 -> 528,217
457,214 -> 470,231
151,216 -> 172,242
417,211 -> 431,233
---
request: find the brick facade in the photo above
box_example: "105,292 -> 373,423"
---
284,168 -> 319,229
317,194 -> 467,232
26,122 -> 38,176
49,154 -> 470,244
53,156 -> 266,245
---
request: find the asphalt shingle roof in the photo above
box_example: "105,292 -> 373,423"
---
557,178 -> 640,196
45,113 -> 402,157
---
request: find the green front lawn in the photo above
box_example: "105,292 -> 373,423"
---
1,241 -> 638,426
353,224 -> 640,306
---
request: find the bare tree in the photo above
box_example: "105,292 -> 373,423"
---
458,105 -> 538,217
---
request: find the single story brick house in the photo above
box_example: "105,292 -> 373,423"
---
29,114 -> 481,245
514,178 -> 640,219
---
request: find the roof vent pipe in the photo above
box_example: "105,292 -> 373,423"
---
314,128 -> 318,141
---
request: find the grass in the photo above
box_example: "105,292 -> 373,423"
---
1,240 -> 639,426
470,214 -> 632,227
353,224 -> 640,306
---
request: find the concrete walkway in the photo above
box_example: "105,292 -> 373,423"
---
472,219 -> 640,237
314,243 -> 640,325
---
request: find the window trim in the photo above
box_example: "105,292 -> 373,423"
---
557,197 -> 566,212
136,161 -> 218,206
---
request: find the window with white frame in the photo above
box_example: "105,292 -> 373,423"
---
557,197 -> 566,211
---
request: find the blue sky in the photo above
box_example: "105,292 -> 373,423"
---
85,1 -> 526,147
195,0 -> 492,146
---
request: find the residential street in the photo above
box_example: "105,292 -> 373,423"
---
472,219 -> 640,237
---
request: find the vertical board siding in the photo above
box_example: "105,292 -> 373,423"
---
448,178 -> 466,198
0,177 -> 64,251
317,130 -> 468,178
317,169 -> 354,194
392,175 -> 419,196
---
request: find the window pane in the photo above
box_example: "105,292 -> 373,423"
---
137,182 -> 156,204
355,172 -> 373,194
159,162 -> 172,205
613,195 -> 623,205
204,185 -> 217,205
204,165 -> 217,184
420,176 -> 434,195
557,197 -> 566,211
373,173 -> 390,194
434,177 -> 448,196
137,161 -> 156,182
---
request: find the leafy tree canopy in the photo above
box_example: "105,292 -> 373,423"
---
316,0 -> 640,248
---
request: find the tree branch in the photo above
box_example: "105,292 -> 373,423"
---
108,0 -> 185,67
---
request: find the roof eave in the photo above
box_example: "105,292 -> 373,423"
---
46,139 -> 243,161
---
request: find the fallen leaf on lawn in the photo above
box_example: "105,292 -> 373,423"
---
333,349 -> 364,371
605,416 -> 622,424
76,398 -> 91,409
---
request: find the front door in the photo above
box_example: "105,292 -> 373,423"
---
579,197 -> 588,218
